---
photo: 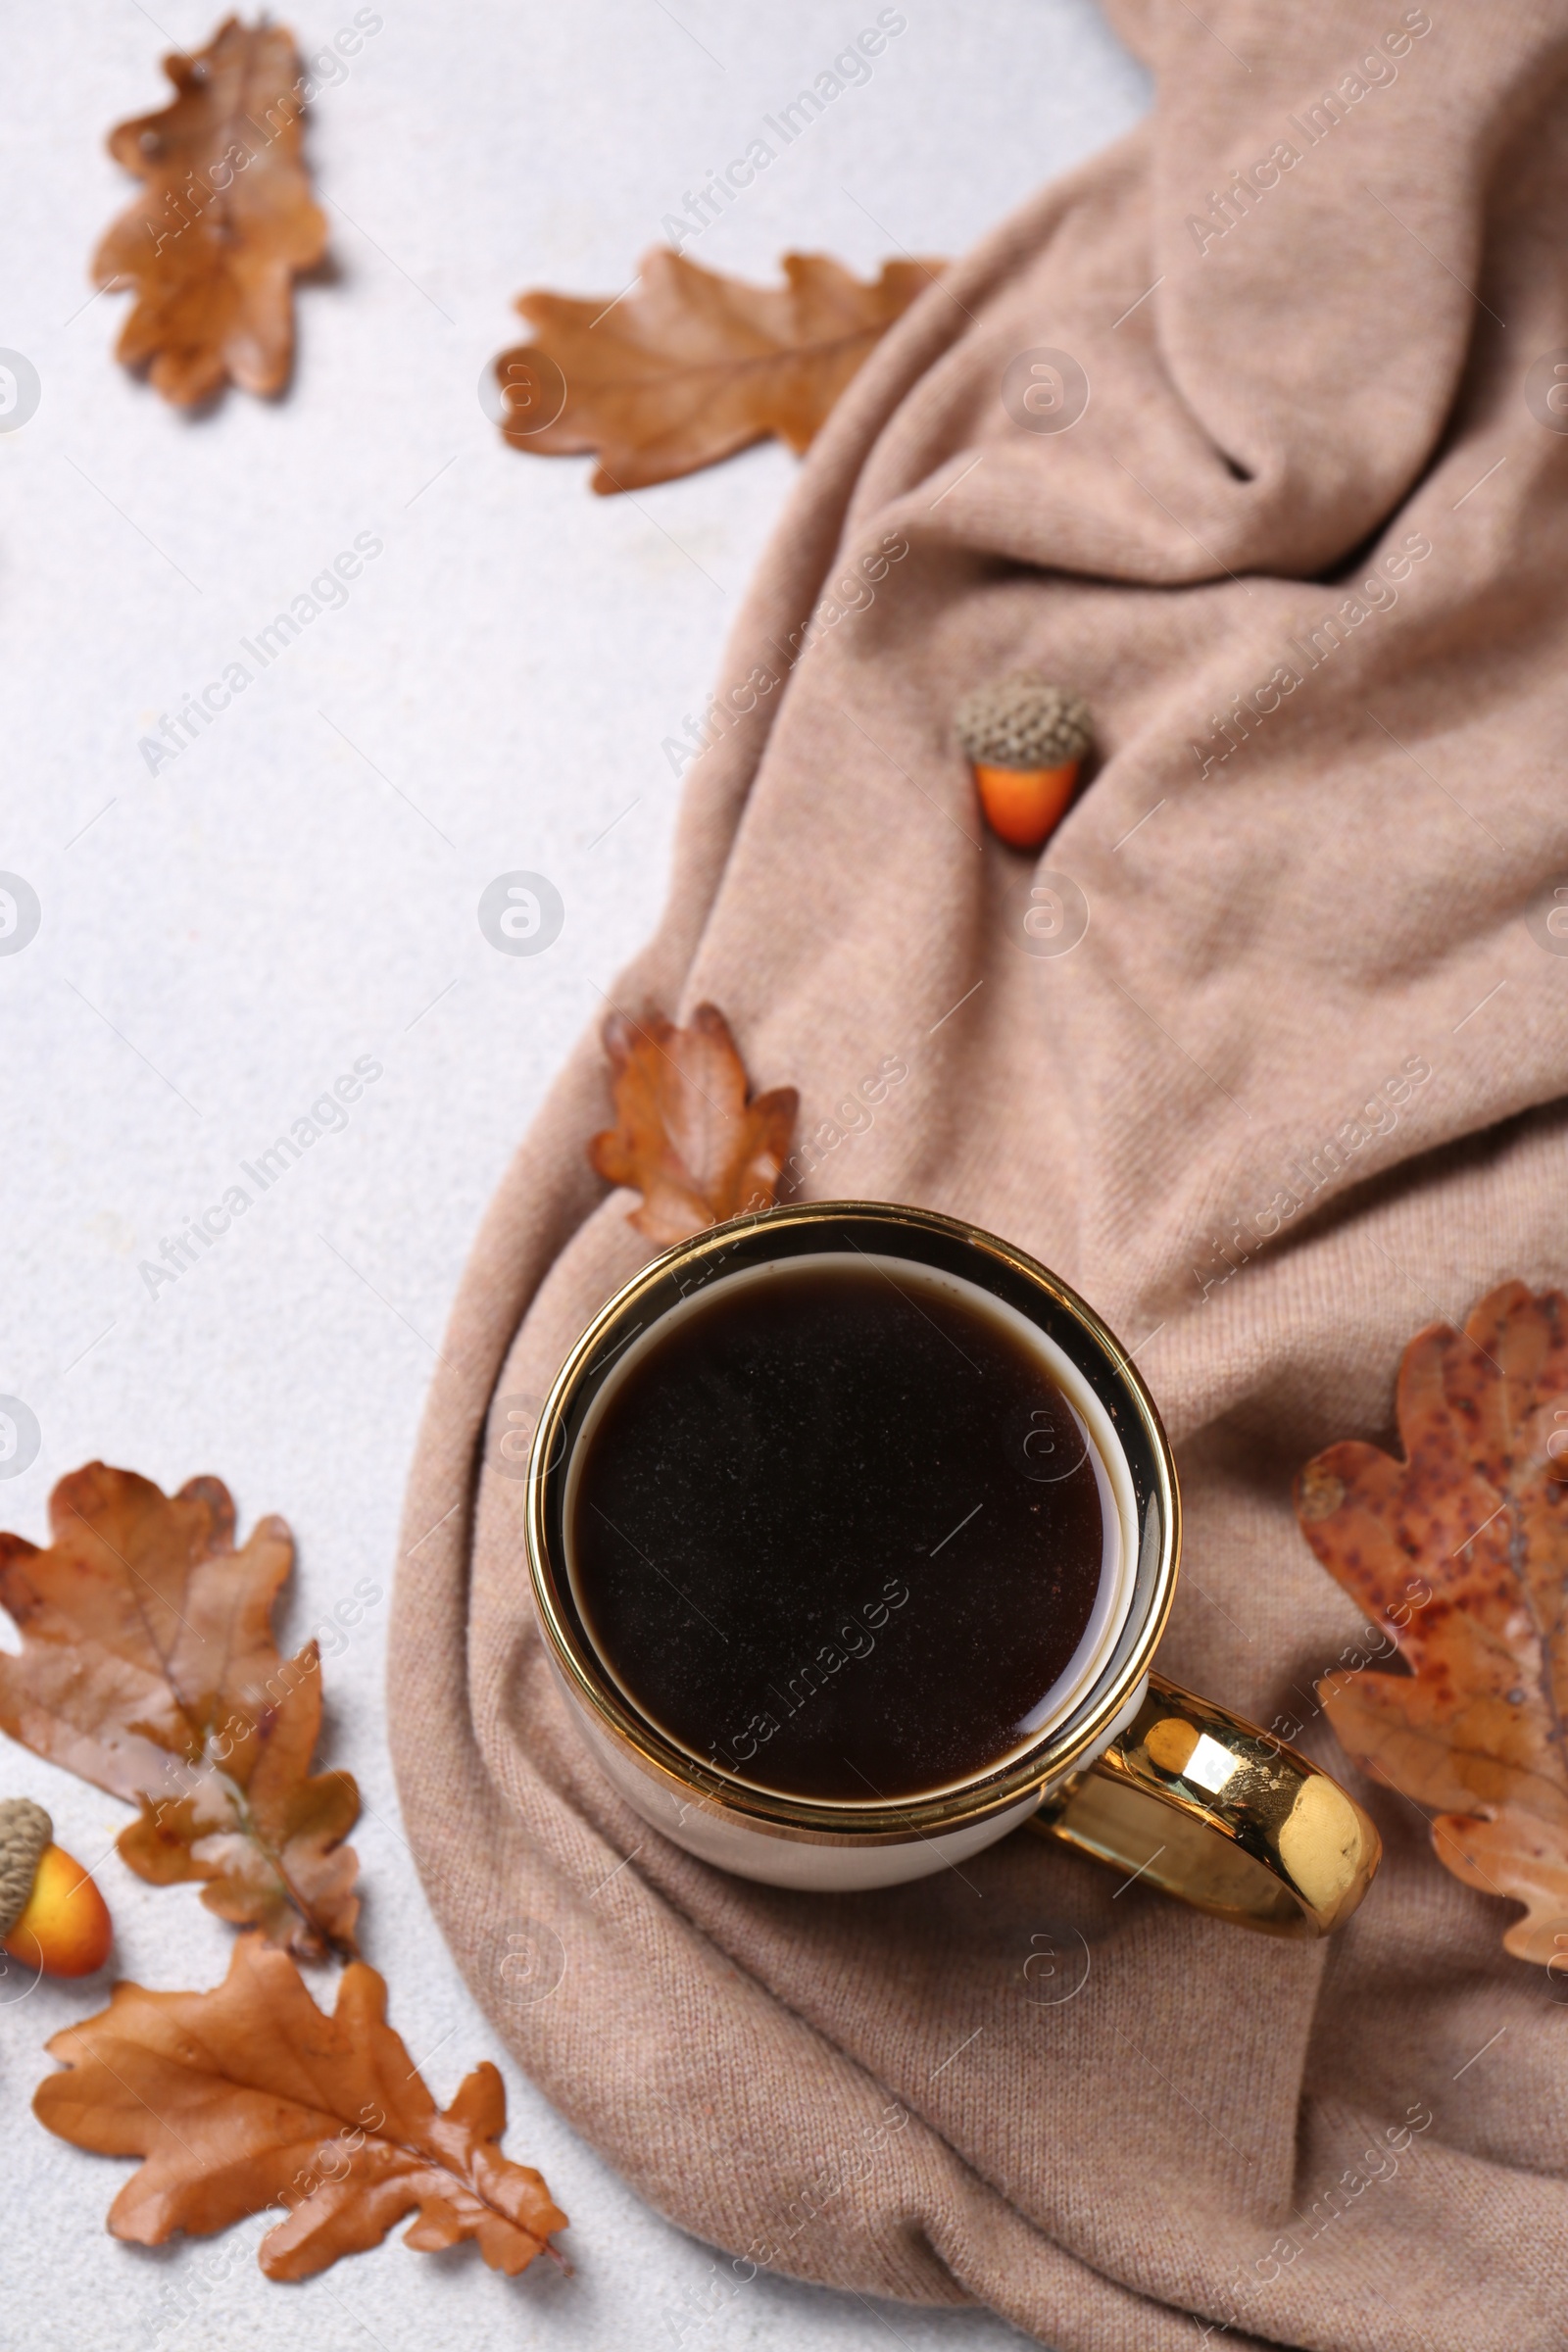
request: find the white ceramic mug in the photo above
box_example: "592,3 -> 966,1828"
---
525,1201 -> 1380,1936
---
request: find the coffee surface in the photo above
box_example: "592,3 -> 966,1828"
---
567,1257 -> 1112,1801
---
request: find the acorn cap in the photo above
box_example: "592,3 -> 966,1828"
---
955,675 -> 1093,770
0,1797 -> 51,1935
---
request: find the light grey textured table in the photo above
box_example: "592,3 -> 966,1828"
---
0,6 -> 1147,2344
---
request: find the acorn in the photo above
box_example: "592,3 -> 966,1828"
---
955,674 -> 1093,850
0,1798 -> 113,1979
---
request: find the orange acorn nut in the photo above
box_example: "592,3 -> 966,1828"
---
0,1798 -> 113,1979
955,674 -> 1093,851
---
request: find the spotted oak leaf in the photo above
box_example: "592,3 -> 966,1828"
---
589,1003 -> 799,1245
495,247 -> 939,491
94,16 -> 328,406
0,1463 -> 359,1960
1296,1281 -> 1568,1964
35,1935 -> 567,2280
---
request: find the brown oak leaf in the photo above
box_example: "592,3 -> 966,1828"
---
94,16 -> 328,406
35,1935 -> 567,2280
495,246 -> 939,491
1296,1280 -> 1568,1964
0,1463 -> 359,1960
589,1003 -> 799,1245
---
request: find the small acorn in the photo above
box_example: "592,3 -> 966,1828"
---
0,1798 -> 113,1979
955,674 -> 1094,851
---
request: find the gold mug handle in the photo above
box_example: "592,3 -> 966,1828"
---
1031,1672 -> 1382,1936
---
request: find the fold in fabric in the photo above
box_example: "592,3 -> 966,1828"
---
390,6 -> 1568,2343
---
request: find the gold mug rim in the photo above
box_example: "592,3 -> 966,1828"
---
524,1200 -> 1183,1847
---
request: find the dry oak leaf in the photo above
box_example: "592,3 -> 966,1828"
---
496,246 -> 940,491
588,1002 -> 799,1246
1296,1281 -> 1568,1964
94,16 -> 328,406
35,1934 -> 568,2281
0,1462 -> 359,1961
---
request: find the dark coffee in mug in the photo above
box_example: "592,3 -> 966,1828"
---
566,1254 -> 1126,1802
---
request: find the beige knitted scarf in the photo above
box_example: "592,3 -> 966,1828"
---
391,5 -> 1568,2341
